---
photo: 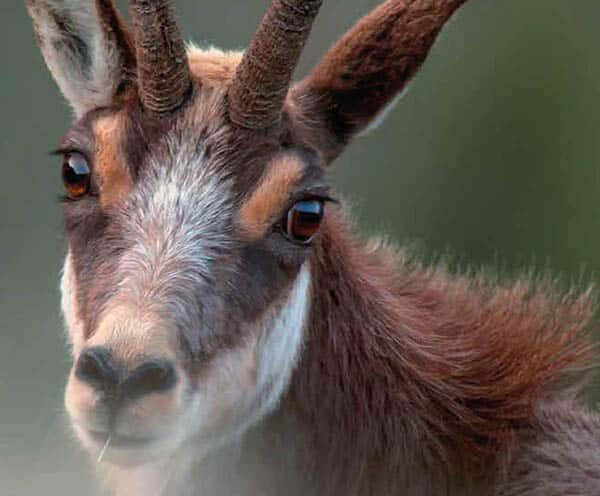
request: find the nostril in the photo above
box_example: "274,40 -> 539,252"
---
76,347 -> 119,391
122,360 -> 177,399
75,350 -> 176,400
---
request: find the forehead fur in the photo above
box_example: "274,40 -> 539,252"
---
187,45 -> 244,86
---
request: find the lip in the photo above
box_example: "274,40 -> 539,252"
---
88,429 -> 155,449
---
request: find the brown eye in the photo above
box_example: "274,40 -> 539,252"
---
283,200 -> 325,245
62,152 -> 91,199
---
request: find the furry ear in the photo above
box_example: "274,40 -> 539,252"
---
291,0 -> 468,163
26,0 -> 134,117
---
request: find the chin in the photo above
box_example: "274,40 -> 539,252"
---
72,422 -> 185,467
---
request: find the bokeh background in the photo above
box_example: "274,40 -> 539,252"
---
2,0 -> 600,494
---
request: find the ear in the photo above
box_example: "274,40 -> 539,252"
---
26,0 -> 135,117
291,0 -> 468,163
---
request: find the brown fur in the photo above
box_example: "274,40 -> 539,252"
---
93,115 -> 133,209
27,0 -> 600,494
292,210 -> 596,487
239,155 -> 304,239
188,46 -> 243,85
496,402 -> 600,495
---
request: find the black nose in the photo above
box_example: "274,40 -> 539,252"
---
76,347 -> 177,399
122,359 -> 177,399
76,347 -> 119,391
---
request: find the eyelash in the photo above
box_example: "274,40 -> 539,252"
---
281,192 -> 337,212
50,147 -> 88,158
272,194 -> 337,242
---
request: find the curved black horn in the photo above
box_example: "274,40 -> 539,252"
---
228,0 -> 323,130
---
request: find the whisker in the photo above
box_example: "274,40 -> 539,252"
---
97,436 -> 112,464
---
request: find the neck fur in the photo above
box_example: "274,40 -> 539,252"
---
288,210 -> 593,491
103,209 -> 594,496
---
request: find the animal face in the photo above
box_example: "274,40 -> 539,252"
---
27,0 -> 329,463
58,98 -> 321,464
27,0 -> 462,467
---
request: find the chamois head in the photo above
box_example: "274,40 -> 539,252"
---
26,0 -> 465,466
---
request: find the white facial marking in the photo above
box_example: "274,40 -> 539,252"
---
99,264 -> 312,496
116,139 -> 233,348
60,251 -> 85,353
180,263 -> 311,456
255,262 -> 311,419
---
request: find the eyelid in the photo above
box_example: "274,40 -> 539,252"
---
287,187 -> 337,206
50,148 -> 95,175
273,190 -> 337,229
50,147 -> 93,164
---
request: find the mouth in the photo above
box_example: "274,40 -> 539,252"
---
87,429 -> 156,449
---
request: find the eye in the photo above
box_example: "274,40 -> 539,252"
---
62,152 -> 91,199
281,199 -> 325,245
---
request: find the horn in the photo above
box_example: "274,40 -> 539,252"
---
228,0 -> 323,130
128,0 -> 192,116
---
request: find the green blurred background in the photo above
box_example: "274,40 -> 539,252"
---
2,0 -> 600,494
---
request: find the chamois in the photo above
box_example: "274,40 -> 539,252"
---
25,0 -> 600,494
